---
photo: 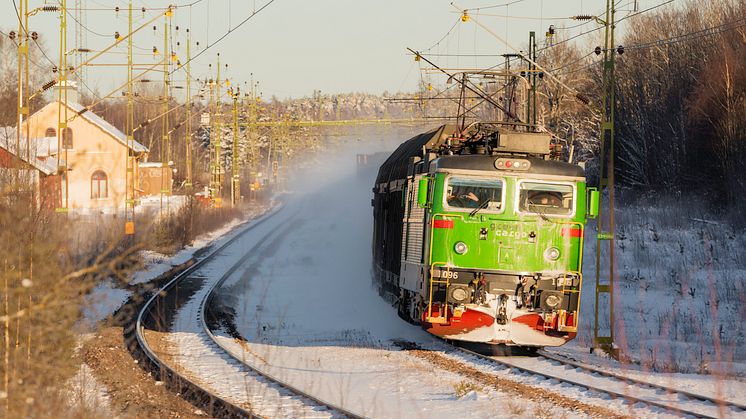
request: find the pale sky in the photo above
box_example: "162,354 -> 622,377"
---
1,0 -> 674,99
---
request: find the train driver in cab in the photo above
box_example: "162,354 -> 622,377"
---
446,186 -> 481,208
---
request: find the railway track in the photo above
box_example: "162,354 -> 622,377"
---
446,343 -> 746,419
133,202 -> 361,418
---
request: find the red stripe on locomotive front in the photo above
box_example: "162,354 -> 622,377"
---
560,227 -> 582,238
433,219 -> 454,229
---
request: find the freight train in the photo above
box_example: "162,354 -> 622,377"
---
372,124 -> 598,347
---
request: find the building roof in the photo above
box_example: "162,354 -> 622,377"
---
34,100 -> 149,154
64,101 -> 149,153
0,129 -> 61,175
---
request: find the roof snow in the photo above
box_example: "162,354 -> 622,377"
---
0,129 -> 62,175
61,101 -> 149,153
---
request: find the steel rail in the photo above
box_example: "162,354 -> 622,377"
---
135,202 -> 361,418
199,209 -> 365,419
537,350 -> 746,414
134,205 -> 284,418
451,345 -> 737,419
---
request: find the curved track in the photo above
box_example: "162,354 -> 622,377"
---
448,343 -> 746,418
134,204 -> 361,418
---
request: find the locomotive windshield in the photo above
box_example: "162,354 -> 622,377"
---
519,182 -> 574,216
445,177 -> 504,211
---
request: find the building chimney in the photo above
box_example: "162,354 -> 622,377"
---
53,80 -> 79,104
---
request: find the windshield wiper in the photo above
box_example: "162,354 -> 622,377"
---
527,200 -> 552,222
470,198 -> 492,217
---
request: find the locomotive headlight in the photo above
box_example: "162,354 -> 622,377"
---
452,287 -> 469,302
454,241 -> 468,255
545,294 -> 561,308
544,247 -> 560,261
447,285 -> 472,304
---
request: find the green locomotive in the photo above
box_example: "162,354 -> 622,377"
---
372,124 -> 598,347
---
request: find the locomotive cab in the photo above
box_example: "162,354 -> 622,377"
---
411,155 -> 591,346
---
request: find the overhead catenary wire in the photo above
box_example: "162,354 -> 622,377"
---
463,0 -> 527,12
63,0 -> 206,11
172,0 -> 278,75
424,0 -> 681,87
422,17 -> 460,53
553,16 -> 746,77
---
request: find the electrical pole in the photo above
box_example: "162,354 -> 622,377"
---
593,0 -> 618,357
185,29 -> 193,191
247,76 -> 258,202
231,89 -> 240,207
211,54 -> 223,208
16,0 -> 29,172
159,8 -> 172,217
125,1 -> 135,236
57,0 -> 69,213
74,0 -> 86,85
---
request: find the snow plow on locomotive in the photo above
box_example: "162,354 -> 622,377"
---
372,124 -> 599,347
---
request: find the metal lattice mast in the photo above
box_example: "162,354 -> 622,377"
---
185,29 -> 193,191
57,0 -> 70,213
212,53 -> 223,207
231,89 -> 240,206
594,0 -> 618,356
248,76 -> 258,202
125,1 -> 135,235
16,0 -> 29,171
160,7 -> 172,216
74,0 -> 85,84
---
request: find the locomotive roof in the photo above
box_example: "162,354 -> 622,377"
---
375,125 -> 460,186
375,124 -> 585,187
432,154 -> 585,178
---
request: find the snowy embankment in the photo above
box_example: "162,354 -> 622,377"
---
81,211 -> 260,328
572,200 -> 746,376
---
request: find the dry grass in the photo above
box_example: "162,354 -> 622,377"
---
453,380 -> 482,398
0,173 -> 142,417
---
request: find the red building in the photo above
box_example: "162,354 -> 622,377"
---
0,132 -> 61,212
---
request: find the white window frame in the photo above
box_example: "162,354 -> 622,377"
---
442,174 -> 507,215
515,179 -> 577,218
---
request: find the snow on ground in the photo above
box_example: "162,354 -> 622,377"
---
129,215 -> 250,285
81,279 -> 133,329
136,194 -> 189,216
549,344 -> 746,406
166,203 -> 343,418
440,348 -> 746,418
82,202 -> 265,330
562,196 -> 746,378
66,362 -> 114,417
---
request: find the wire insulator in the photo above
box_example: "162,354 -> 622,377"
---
42,6 -> 59,11
576,93 -> 591,105
42,80 -> 56,91
573,15 -> 593,20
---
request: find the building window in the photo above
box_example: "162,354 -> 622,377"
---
91,170 -> 108,199
45,127 -> 56,137
62,127 -> 73,149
